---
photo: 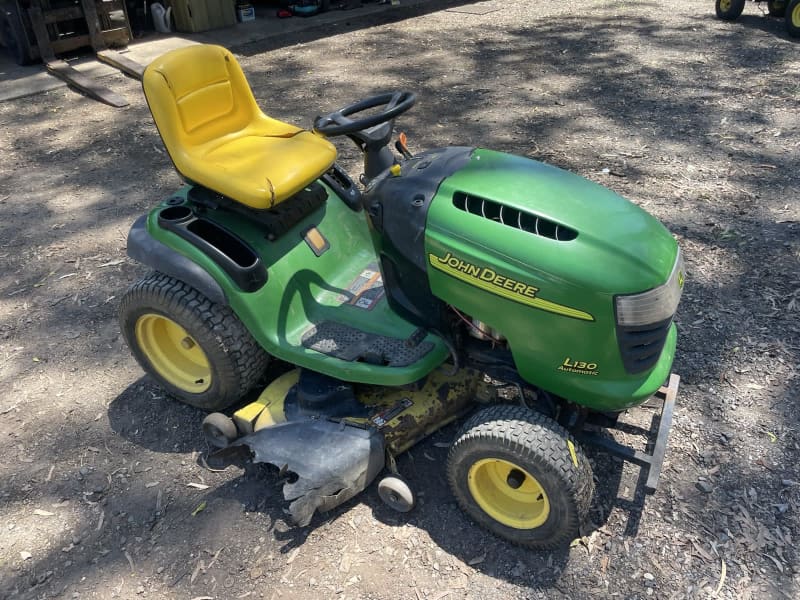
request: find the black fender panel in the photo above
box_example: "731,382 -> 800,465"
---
126,215 -> 228,306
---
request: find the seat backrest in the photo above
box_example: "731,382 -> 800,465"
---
143,44 -> 261,166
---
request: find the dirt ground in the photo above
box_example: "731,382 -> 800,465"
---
2,0 -> 799,598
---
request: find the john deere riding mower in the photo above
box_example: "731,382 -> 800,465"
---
119,45 -> 683,549
715,0 -> 800,37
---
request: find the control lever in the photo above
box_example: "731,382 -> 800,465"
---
395,132 -> 413,159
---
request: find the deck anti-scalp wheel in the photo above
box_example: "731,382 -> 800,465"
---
119,272 -> 269,410
378,476 -> 415,512
202,412 -> 239,448
447,405 -> 594,549
715,0 -> 746,20
787,0 -> 800,36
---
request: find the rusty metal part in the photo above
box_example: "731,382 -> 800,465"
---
358,367 -> 483,455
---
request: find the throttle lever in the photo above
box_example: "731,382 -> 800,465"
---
395,131 -> 413,159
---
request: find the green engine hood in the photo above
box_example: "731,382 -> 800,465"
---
425,148 -> 680,410
433,148 -> 677,294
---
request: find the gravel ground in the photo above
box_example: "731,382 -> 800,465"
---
1,0 -> 799,598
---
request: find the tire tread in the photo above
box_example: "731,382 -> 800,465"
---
119,272 -> 268,409
447,404 -> 594,549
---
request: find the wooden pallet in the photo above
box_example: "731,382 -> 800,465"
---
27,0 -> 144,107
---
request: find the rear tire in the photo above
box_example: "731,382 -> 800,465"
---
787,0 -> 800,36
715,0 -> 746,20
447,405 -> 594,549
119,272 -> 269,410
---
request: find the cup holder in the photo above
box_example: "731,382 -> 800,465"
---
158,205 -> 193,224
156,206 -> 267,293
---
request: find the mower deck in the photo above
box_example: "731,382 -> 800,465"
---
208,367 -> 484,524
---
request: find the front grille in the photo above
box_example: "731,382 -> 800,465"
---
452,192 -> 578,241
616,317 -> 672,374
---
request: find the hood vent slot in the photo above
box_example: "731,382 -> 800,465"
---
452,192 -> 577,241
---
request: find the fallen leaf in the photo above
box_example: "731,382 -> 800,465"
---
714,559 -> 726,595
190,560 -> 205,584
124,550 -> 135,572
468,553 -> 486,566
98,259 -> 125,268
186,483 -> 210,490
192,501 -> 207,516
339,554 -> 351,573
763,553 -> 784,573
690,539 -> 714,562
207,547 -> 223,570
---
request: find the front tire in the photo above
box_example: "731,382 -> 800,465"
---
715,0 -> 746,20
119,272 -> 269,410
787,0 -> 800,36
447,405 -> 594,549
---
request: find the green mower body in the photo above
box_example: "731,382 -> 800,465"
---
132,146 -> 681,413
121,49 -> 684,546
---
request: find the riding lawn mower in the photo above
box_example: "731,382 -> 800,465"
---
715,0 -> 800,37
119,44 -> 683,549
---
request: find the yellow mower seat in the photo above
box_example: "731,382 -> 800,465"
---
143,44 -> 337,210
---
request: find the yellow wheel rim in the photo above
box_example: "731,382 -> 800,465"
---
719,0 -> 732,10
135,314 -> 212,393
793,3 -> 800,26
468,458 -> 550,529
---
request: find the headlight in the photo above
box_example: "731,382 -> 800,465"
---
615,250 -> 684,327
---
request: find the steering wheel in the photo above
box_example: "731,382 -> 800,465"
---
313,91 -> 416,137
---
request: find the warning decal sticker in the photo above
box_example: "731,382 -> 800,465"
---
339,263 -> 385,310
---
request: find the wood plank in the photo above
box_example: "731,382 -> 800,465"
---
99,27 -> 129,46
50,34 -> 90,54
27,2 -> 56,61
46,59 -> 129,108
96,49 -> 144,80
42,6 -> 84,24
79,0 -> 106,51
98,0 -> 132,38
47,28 -> 128,55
